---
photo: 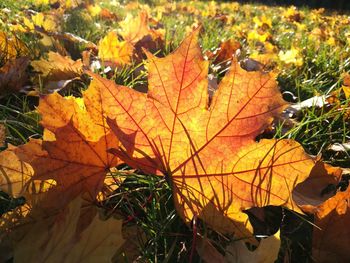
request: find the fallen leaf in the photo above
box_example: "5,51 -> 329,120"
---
98,31 -> 134,66
1,80 -> 120,210
341,73 -> 350,99
293,161 -> 343,214
278,47 -> 303,66
97,10 -> 164,67
113,224 -> 146,262
0,77 -> 124,258
31,52 -> 83,81
207,39 -> 241,65
14,197 -> 125,263
0,57 -> 30,97
225,231 -> 281,263
327,142 -> 350,153
312,186 -> 350,263
196,236 -> 225,263
342,86 -> 350,99
90,29 -> 316,240
31,52 -> 83,94
0,32 -> 29,61
0,148 -> 56,241
119,10 -> 163,45
0,150 -> 35,198
31,12 -> 61,32
12,126 -> 117,204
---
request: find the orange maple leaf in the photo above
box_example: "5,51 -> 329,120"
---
206,39 -> 241,65
119,10 -> 163,45
0,80 -> 120,210
0,86 -> 122,257
98,10 -> 164,66
89,29 -> 316,239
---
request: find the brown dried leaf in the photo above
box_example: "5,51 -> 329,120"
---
0,57 -> 29,97
312,186 -> 350,263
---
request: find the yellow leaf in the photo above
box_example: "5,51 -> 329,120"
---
88,4 -> 102,17
13,197 -> 125,263
225,231 -> 281,263
342,85 -> 350,99
278,47 -> 303,66
31,12 -> 60,32
98,31 -> 134,66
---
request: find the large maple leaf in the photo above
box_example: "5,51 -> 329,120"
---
89,29 -> 316,239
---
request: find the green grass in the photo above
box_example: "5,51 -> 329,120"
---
1,1 -> 350,262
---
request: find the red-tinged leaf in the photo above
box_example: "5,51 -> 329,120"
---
0,80 -> 120,210
206,39 -> 241,65
13,125 -> 118,203
89,29 -> 316,240
119,10 -> 163,45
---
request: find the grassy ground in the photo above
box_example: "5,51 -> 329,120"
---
1,0 -> 350,262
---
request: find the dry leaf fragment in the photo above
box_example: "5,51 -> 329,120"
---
225,231 -> 281,263
90,29 -> 316,240
0,57 -> 29,97
293,161 -> 343,214
196,236 -> 225,263
327,142 -> 350,153
31,52 -> 83,94
312,186 -> 350,263
31,52 -> 83,81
